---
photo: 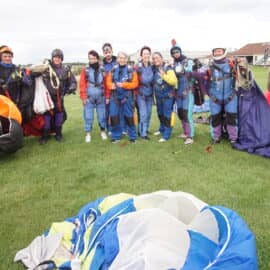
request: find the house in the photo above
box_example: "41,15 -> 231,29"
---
230,42 -> 270,65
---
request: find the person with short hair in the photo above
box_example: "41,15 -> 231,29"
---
152,52 -> 178,142
106,52 -> 139,143
80,50 -> 107,143
135,46 -> 154,140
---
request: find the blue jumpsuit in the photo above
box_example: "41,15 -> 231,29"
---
209,59 -> 238,141
153,65 -> 175,140
136,62 -> 154,137
172,59 -> 195,138
83,66 -> 106,132
109,65 -> 137,141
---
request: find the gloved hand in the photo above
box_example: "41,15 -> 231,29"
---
67,87 -> 76,95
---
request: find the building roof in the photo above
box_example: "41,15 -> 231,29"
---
231,42 -> 270,56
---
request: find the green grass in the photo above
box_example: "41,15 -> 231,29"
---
0,67 -> 269,269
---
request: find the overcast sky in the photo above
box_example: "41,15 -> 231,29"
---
2,0 -> 270,63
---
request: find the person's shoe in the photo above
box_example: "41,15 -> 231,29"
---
39,137 -> 48,145
55,126 -> 63,142
108,131 -> 112,136
55,134 -> 63,142
85,134 -> 91,143
211,138 -> 221,144
141,136 -> 150,140
184,138 -> 194,145
154,131 -> 161,136
230,139 -> 237,146
111,139 -> 120,144
158,138 -> 167,143
100,131 -> 108,140
178,133 -> 187,139
129,139 -> 137,143
122,131 -> 128,136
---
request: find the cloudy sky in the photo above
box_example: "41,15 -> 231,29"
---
2,0 -> 270,63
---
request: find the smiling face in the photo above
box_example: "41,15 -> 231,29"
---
213,48 -> 225,57
103,47 -> 113,62
1,52 -> 13,64
152,53 -> 163,67
117,52 -> 128,66
88,54 -> 98,64
172,49 -> 181,59
141,49 -> 151,63
52,56 -> 62,66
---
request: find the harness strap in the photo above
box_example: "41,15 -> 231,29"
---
210,91 -> 236,106
211,74 -> 232,82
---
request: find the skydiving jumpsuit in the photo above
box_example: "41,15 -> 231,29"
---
208,59 -> 238,141
106,65 -> 139,140
80,65 -> 106,132
153,65 -> 178,140
135,62 -> 154,137
173,59 -> 194,138
41,63 -> 77,138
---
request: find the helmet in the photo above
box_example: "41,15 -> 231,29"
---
212,47 -> 227,61
170,39 -> 182,57
51,49 -> 64,61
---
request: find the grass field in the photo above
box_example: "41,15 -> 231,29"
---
0,67 -> 269,269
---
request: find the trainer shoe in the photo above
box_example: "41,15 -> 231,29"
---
178,133 -> 187,139
111,139 -> 120,144
129,139 -> 137,143
158,138 -> 167,143
85,134 -> 91,143
184,138 -> 194,145
100,131 -> 108,140
154,131 -> 161,136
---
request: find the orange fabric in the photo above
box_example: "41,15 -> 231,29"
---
105,71 -> 139,99
265,91 -> 270,105
0,46 -> 13,55
0,95 -> 22,124
79,68 -> 88,100
80,67 -> 107,100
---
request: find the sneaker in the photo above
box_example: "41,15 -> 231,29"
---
141,136 -> 150,140
129,139 -> 137,143
39,137 -> 48,145
55,135 -> 63,142
184,138 -> 194,145
108,131 -> 112,136
158,138 -> 167,143
178,133 -> 187,139
211,138 -> 221,144
85,134 -> 91,143
100,131 -> 108,140
230,140 -> 237,146
122,131 -> 128,136
111,139 -> 120,144
154,131 -> 161,136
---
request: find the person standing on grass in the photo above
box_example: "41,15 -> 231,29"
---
152,52 -> 178,142
135,46 -> 154,140
106,52 -> 139,143
170,40 -> 194,145
189,47 -> 238,145
80,50 -> 108,143
102,43 -> 117,135
38,49 -> 77,144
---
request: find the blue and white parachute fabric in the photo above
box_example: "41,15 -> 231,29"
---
14,191 -> 258,270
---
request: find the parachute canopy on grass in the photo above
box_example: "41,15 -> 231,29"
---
15,190 -> 258,270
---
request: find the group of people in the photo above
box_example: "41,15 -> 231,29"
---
0,42 -> 244,146
79,42 -> 239,145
